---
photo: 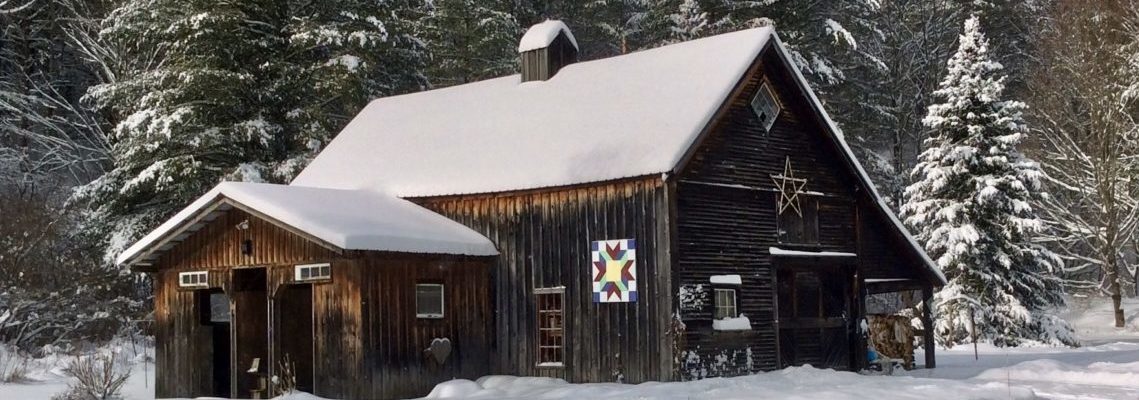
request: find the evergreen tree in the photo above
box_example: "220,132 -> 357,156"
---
901,16 -> 1073,346
76,0 -> 427,263
422,0 -> 521,87
663,0 -> 709,44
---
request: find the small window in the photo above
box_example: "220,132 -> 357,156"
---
750,80 -> 782,132
776,196 -> 819,244
535,288 -> 565,367
178,271 -> 209,288
294,263 -> 331,282
416,284 -> 445,319
714,288 -> 738,320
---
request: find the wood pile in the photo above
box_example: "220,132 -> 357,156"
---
868,314 -> 914,368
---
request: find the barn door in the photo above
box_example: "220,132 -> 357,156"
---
777,266 -> 853,370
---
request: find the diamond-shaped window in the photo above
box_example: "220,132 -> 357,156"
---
751,81 -> 782,132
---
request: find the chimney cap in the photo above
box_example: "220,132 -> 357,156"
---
518,20 -> 578,53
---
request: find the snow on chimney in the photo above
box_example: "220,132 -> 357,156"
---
519,20 -> 579,82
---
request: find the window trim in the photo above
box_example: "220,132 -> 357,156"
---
535,287 -> 566,368
751,79 -> 783,132
415,283 -> 445,319
714,288 -> 739,320
294,263 -> 332,283
178,271 -> 209,288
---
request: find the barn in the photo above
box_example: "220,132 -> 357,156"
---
118,20 -> 946,400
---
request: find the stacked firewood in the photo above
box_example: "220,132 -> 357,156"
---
868,314 -> 914,369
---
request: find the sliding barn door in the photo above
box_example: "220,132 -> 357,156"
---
777,266 -> 854,370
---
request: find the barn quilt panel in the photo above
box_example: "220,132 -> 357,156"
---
592,239 -> 638,303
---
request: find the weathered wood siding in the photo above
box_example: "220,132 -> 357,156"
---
356,254 -> 494,399
520,32 -> 577,82
151,208 -> 494,399
416,178 -> 674,383
672,45 -> 920,377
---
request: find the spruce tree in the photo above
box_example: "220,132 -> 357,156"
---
422,0 -> 521,87
77,0 -> 426,262
901,15 -> 1073,346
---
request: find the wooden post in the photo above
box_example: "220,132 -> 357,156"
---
921,286 -> 935,368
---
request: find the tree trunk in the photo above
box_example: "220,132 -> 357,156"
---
1105,252 -> 1126,328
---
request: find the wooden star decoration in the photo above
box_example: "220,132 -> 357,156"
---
771,156 -> 808,217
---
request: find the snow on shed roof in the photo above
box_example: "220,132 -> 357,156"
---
116,182 -> 498,266
294,27 -> 776,196
518,20 -> 578,52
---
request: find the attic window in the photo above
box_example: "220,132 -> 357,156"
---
751,80 -> 782,132
179,271 -> 209,288
294,263 -> 331,282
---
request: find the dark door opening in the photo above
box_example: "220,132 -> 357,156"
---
198,289 -> 231,398
276,284 -> 315,394
777,266 -> 854,370
233,268 -> 268,398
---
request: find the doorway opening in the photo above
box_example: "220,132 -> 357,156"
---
197,289 -> 231,397
276,283 -> 315,393
232,268 -> 268,398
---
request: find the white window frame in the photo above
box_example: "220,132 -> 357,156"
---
178,271 -> 209,288
750,80 -> 782,132
714,288 -> 738,320
416,283 -> 445,319
294,263 -> 332,282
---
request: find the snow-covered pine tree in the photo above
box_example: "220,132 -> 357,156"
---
76,0 -> 427,263
422,0 -> 521,87
901,15 -> 1073,347
664,0 -> 709,44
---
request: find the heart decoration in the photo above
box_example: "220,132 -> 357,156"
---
428,338 -> 452,364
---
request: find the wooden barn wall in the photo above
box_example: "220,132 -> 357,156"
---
155,207 -> 338,270
672,46 -> 905,378
150,208 -> 494,399
153,269 -> 217,398
355,254 -> 494,399
415,178 -> 674,384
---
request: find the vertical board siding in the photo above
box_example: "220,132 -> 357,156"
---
357,255 -> 494,399
152,208 -> 494,400
415,178 -> 674,384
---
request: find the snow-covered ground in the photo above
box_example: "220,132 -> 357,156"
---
1,297 -> 1136,399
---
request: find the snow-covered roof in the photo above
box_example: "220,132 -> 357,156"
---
290,25 -> 944,285
518,20 -> 578,52
293,27 -> 775,196
116,182 -> 498,266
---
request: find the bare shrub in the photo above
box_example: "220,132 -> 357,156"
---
55,352 -> 130,400
0,345 -> 30,383
273,354 -> 297,396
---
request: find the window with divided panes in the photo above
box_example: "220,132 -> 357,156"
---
776,196 -> 819,244
535,288 -> 564,366
714,288 -> 738,319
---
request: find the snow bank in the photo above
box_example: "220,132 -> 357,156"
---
975,358 -> 1139,388
420,366 -> 1037,400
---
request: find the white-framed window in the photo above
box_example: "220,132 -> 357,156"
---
294,263 -> 331,282
535,287 -> 565,367
178,271 -> 209,288
714,288 -> 738,320
750,80 -> 782,132
416,284 -> 445,319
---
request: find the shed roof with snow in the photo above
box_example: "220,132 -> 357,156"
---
116,182 -> 498,266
